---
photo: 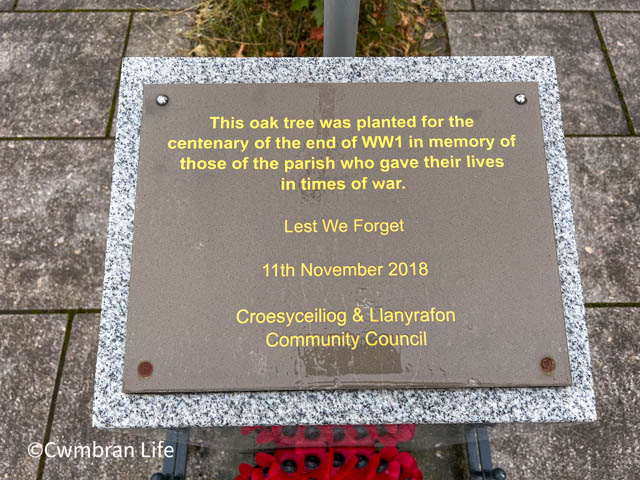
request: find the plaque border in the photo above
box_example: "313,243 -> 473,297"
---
94,56 -> 596,428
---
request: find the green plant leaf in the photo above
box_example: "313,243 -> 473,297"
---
312,0 -> 324,26
384,1 -> 401,29
291,0 -> 309,12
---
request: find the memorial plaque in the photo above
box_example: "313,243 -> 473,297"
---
123,81 -> 571,393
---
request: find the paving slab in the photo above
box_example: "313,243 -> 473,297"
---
17,0 -> 193,8
491,307 -> 640,479
444,0 -> 473,10
475,1 -> 640,10
126,11 -> 191,56
0,0 -> 13,10
566,137 -> 640,303
108,11 -> 191,137
0,12 -> 127,137
0,315 -> 67,479
43,314 -> 163,479
597,13 -> 640,132
0,140 -> 113,309
447,12 -> 628,135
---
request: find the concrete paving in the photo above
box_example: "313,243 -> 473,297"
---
0,315 -> 67,478
0,12 -> 128,137
126,11 -> 191,56
567,138 -> 640,302
474,1 -> 640,10
43,314 -> 163,479
0,141 -> 113,309
491,308 -> 640,478
17,0 -> 193,8
597,13 -> 640,132
0,1 -> 638,479
447,12 -> 628,134
444,0 -> 472,10
110,10 -> 192,131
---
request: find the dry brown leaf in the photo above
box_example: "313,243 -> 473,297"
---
399,11 -> 410,27
310,26 -> 324,42
191,44 -> 208,57
297,40 -> 306,56
233,43 -> 246,58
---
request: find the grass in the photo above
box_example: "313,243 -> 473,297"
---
185,0 -> 449,58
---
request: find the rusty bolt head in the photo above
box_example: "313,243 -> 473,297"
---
137,361 -> 153,378
540,357 -> 556,373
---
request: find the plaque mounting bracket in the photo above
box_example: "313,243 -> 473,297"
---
465,424 -> 507,480
150,429 -> 189,480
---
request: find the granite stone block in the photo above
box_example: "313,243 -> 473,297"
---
43,314 -> 163,479
566,137 -> 640,302
0,315 -> 67,479
0,141 -> 113,309
597,13 -> 640,132
491,308 -> 640,479
0,1 -> 13,10
94,57 -> 595,428
18,0 -> 193,8
447,12 -> 628,134
475,1 -> 640,10
0,12 -> 127,137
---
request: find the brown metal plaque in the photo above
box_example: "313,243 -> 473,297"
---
123,82 -> 571,393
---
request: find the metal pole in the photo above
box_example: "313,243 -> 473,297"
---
323,0 -> 360,57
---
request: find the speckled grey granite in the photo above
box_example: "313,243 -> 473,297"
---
94,57 -> 596,428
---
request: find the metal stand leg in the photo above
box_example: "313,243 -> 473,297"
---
465,425 -> 507,480
323,0 -> 360,56
151,429 -> 189,480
